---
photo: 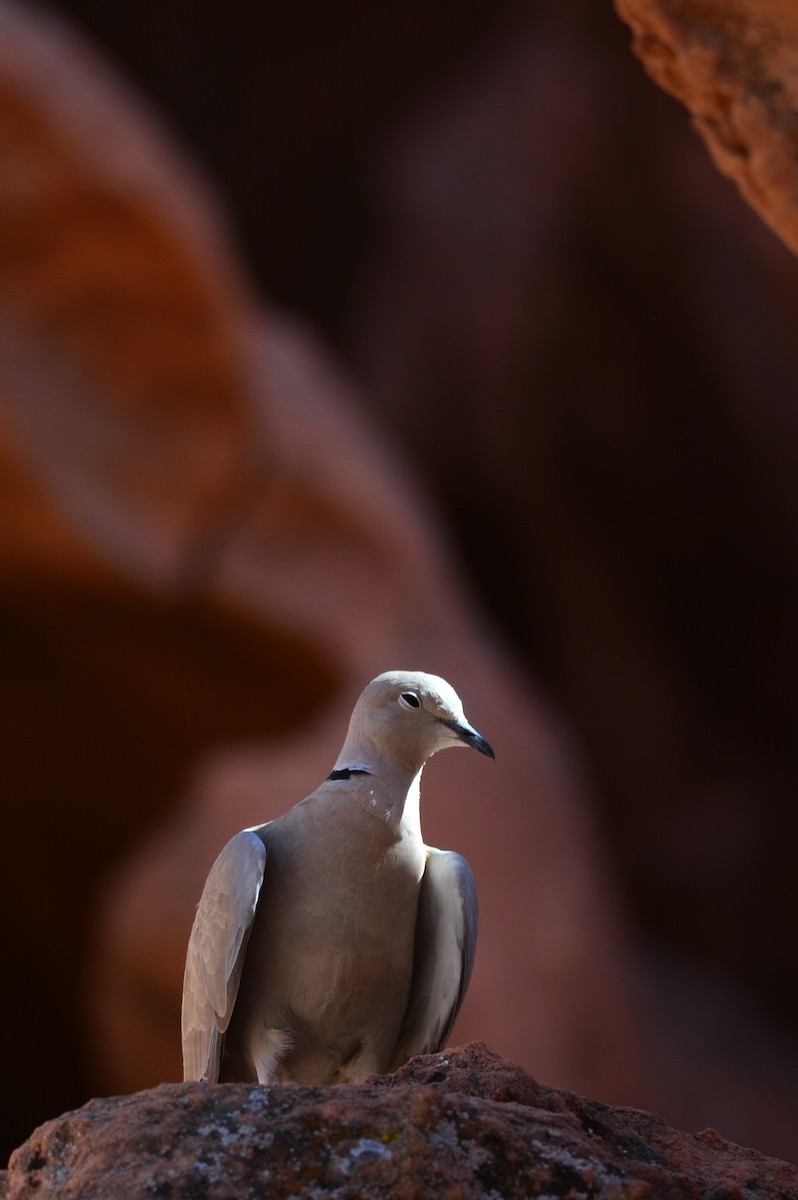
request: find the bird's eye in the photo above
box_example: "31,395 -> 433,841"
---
400,691 -> 421,709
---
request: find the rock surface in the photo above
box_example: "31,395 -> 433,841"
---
614,0 -> 798,257
2,1045 -> 796,1199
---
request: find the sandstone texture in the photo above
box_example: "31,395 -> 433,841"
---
614,0 -> 798,256
2,1045 -> 796,1200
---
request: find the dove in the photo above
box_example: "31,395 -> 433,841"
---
181,669 -> 493,1084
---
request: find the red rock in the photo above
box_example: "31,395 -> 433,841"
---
614,0 -> 798,257
2,1045 -> 795,1199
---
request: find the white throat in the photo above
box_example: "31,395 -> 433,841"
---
397,767 -> 423,840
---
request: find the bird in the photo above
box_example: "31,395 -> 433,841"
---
181,669 -> 494,1085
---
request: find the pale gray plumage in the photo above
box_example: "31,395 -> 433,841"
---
181,670 -> 493,1085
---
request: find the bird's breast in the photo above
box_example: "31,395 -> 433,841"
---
228,797 -> 430,1082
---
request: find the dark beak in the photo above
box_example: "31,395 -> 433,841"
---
443,718 -> 495,760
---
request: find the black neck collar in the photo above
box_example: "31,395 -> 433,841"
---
327,766 -> 371,781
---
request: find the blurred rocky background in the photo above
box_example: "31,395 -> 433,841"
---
2,0 -> 798,1168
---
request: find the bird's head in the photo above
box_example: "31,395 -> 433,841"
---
345,670 -> 495,773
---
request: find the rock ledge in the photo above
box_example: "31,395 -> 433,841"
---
2,1044 -> 795,1198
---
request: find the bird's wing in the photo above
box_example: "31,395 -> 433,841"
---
181,827 -> 269,1082
390,847 -> 478,1068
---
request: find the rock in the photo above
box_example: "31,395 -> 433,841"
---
2,1045 -> 796,1199
614,0 -> 798,257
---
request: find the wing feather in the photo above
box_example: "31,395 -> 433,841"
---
181,827 -> 269,1082
390,847 -> 478,1069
